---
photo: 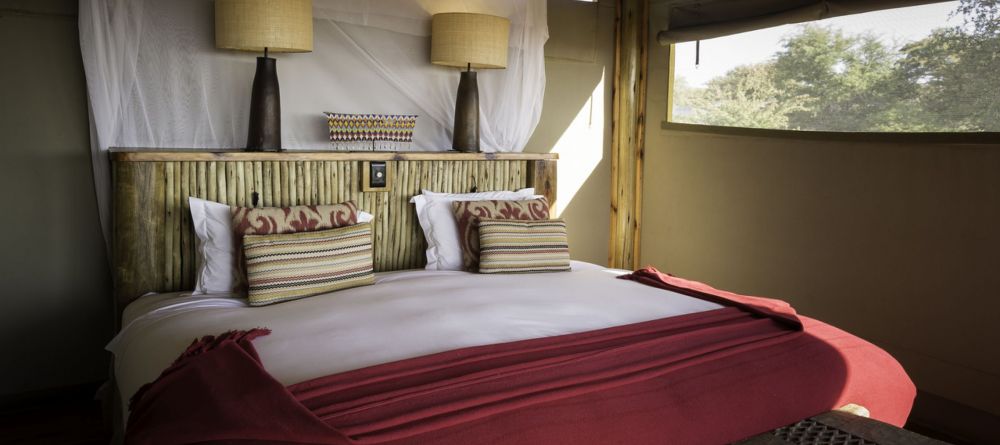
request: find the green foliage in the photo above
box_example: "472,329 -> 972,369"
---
956,0 -> 1000,35
895,0 -> 1000,130
674,64 -> 807,128
772,26 -> 901,131
673,0 -> 1000,132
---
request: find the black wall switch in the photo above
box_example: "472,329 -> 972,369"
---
363,161 -> 391,192
370,161 -> 387,187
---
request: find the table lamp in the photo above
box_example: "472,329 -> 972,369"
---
216,0 -> 313,151
431,13 -> 510,152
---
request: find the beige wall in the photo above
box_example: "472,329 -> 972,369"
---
642,4 -> 1000,420
526,0 -> 615,265
0,0 -> 113,398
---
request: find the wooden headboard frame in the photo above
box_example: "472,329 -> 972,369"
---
111,149 -> 557,312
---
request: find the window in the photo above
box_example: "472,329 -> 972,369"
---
669,1 -> 1000,132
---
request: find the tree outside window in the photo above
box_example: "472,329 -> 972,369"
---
671,0 -> 1000,132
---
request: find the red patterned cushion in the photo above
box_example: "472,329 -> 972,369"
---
231,202 -> 359,236
452,198 -> 550,271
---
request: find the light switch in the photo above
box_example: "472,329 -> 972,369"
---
370,161 -> 387,188
362,161 -> 391,192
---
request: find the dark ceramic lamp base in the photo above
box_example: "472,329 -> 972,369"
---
452,69 -> 479,152
246,55 -> 281,152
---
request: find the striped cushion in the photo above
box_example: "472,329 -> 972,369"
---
477,219 -> 571,274
230,201 -> 360,293
243,223 -> 374,306
452,198 -> 550,271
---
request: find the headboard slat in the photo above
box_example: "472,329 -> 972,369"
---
112,151 -> 557,314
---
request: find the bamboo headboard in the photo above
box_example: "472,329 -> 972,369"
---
111,149 -> 557,311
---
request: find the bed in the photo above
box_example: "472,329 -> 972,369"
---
109,150 -> 914,444
111,262 -> 719,411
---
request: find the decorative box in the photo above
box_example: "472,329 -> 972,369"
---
324,112 -> 417,151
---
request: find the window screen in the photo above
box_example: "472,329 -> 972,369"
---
670,1 -> 1000,132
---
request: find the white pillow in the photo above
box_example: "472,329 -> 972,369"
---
189,197 -> 374,295
189,197 -> 238,295
410,188 -> 539,271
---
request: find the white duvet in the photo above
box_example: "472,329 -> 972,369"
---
109,261 -> 722,413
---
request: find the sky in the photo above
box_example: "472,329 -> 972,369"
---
674,1 -> 964,88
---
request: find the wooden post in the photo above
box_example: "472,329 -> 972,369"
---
608,0 -> 648,270
529,159 -> 557,214
112,161 -> 166,322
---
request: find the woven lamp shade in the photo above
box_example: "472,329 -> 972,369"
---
215,0 -> 314,53
431,13 -> 509,69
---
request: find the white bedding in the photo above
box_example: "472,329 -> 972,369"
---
109,261 -> 722,413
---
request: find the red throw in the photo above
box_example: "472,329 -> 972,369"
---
126,268 -> 914,445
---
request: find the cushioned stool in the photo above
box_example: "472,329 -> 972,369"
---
736,410 -> 950,445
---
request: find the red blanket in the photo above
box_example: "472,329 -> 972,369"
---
126,267 -> 914,445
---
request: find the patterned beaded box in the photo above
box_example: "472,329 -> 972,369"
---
325,112 -> 417,151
